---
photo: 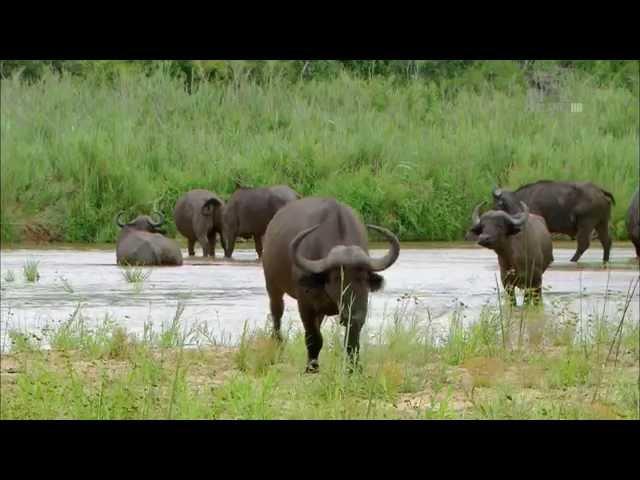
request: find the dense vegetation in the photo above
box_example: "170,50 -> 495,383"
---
1,60 -> 638,244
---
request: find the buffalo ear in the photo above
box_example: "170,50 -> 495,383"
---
465,229 -> 479,242
298,273 -> 327,289
368,272 -> 385,292
506,221 -> 524,236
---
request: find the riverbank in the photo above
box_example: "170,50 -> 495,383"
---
2,299 -> 637,419
2,66 -> 638,244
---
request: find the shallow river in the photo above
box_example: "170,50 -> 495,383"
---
1,243 -> 638,351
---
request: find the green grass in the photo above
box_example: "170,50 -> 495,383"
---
2,289 -> 638,420
119,265 -> 152,284
22,259 -> 40,282
1,63 -> 638,244
3,269 -> 15,282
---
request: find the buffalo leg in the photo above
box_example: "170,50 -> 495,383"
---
524,286 -> 542,306
187,238 -> 196,257
197,235 -> 210,257
594,221 -> 612,263
343,318 -> 363,373
299,305 -> 323,373
268,289 -> 284,342
254,235 -> 263,259
207,231 -> 216,257
504,285 -> 517,306
571,222 -> 596,262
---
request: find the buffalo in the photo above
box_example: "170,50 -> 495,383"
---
627,188 -> 640,258
174,189 -> 225,257
492,180 -> 615,263
222,184 -> 300,259
115,211 -> 183,266
466,201 -> 553,305
262,197 -> 400,373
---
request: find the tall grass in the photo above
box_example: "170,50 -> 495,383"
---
22,259 -> 40,282
1,65 -> 638,243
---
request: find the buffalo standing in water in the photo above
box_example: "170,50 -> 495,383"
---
262,197 -> 400,373
174,189 -> 225,257
466,201 -> 553,305
222,185 -> 300,259
627,188 -> 640,258
115,211 -> 183,266
492,181 -> 615,263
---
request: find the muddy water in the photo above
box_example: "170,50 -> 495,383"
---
1,243 -> 638,351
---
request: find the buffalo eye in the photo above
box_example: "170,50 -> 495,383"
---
505,222 -> 523,236
368,272 -> 385,292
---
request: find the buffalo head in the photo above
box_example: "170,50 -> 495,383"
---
116,211 -> 167,235
290,224 -> 400,329
492,187 -> 523,215
468,201 -> 530,250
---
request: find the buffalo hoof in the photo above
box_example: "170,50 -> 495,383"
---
305,360 -> 320,374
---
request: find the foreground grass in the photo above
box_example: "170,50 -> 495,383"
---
2,293 -> 638,420
1,64 -> 638,244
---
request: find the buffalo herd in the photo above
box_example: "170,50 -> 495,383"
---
114,181 -> 640,372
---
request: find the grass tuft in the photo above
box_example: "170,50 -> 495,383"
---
22,259 -> 40,282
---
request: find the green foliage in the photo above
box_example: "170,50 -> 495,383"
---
22,259 -> 40,282
1,61 -> 638,244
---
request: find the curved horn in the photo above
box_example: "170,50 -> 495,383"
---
366,225 -> 400,272
491,202 -> 529,228
115,211 -> 128,228
508,201 -> 530,228
471,201 -> 486,227
290,224 -> 329,274
150,210 -> 165,227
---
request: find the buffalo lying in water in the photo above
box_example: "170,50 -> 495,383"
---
628,188 -> 640,258
466,201 -> 553,305
115,211 -> 183,266
222,185 -> 300,259
492,181 -> 615,263
262,197 -> 400,373
174,189 -> 225,257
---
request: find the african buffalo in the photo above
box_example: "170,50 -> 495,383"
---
222,185 -> 300,259
174,189 -> 224,257
492,181 -> 615,263
466,201 -> 553,305
262,197 -> 400,373
115,211 -> 183,266
627,188 -> 640,258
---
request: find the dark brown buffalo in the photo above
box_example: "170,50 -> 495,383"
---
174,189 -> 224,257
262,197 -> 400,373
627,188 -> 640,258
222,185 -> 300,259
492,181 -> 615,263
466,201 -> 553,305
115,211 -> 183,266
